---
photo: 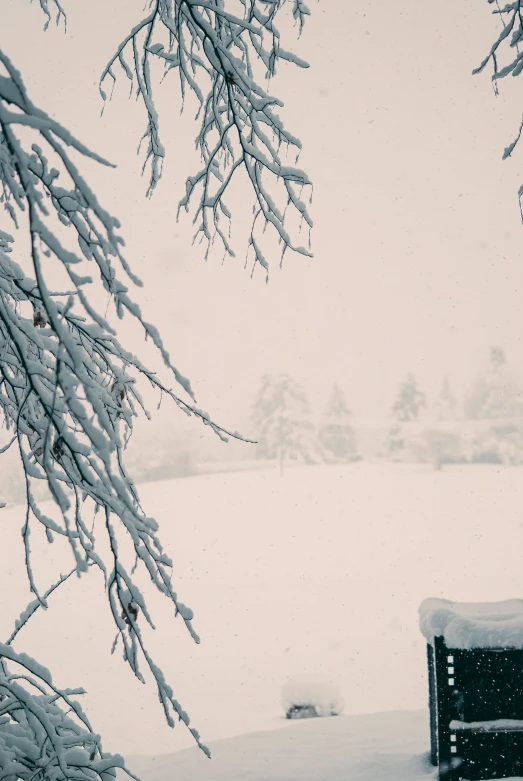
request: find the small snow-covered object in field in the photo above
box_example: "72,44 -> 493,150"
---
419,597 -> 523,649
281,676 -> 345,719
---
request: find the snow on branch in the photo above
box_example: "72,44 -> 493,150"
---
36,0 -> 67,31
0,46 -> 252,757
100,0 -> 313,271
475,1 -> 523,217
0,0 -> 303,768
0,643 -> 132,781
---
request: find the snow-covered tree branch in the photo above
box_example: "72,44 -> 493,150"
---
0,638 -> 129,781
0,47 -> 214,764
0,0 -> 312,774
251,374 -> 321,473
475,1 -> 523,217
100,0 -> 313,269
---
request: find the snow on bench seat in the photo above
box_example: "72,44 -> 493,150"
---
450,719 -> 523,733
419,597 -> 523,649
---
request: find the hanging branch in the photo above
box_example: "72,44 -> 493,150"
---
474,1 -> 523,216
100,0 -> 313,271
0,0 -> 314,770
0,49 -> 250,758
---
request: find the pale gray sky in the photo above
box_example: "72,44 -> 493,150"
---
2,0 -> 523,434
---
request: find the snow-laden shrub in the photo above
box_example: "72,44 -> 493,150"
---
281,677 -> 345,720
410,428 -> 465,470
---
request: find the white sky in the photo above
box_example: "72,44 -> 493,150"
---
2,0 -> 523,435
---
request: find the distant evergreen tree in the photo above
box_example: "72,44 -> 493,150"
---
464,347 -> 523,420
463,347 -> 523,465
386,373 -> 427,459
415,378 -> 463,469
391,373 -> 427,422
251,374 -> 321,474
434,377 -> 459,422
319,384 -> 357,461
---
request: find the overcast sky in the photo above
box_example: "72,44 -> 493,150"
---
3,0 -> 523,437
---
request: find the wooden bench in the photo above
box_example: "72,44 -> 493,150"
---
421,598 -> 523,780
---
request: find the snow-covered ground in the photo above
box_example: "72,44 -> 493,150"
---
2,462 -> 523,761
126,710 -> 435,781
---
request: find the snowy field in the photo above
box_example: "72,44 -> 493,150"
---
126,710 -> 435,781
2,462 -> 523,764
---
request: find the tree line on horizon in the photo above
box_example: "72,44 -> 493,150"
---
2,346 -> 522,502
251,346 -> 523,472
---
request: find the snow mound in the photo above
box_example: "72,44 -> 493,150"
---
280,676 -> 345,718
419,597 -> 523,649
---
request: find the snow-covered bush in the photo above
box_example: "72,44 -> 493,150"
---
465,423 -> 523,466
410,428 -> 465,470
281,676 -> 345,720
